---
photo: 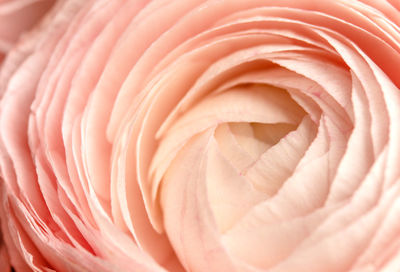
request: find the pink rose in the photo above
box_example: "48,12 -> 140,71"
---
1,0 -> 400,271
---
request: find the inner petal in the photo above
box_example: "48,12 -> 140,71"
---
208,120 -> 304,234
228,122 -> 297,160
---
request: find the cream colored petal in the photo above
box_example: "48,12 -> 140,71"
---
244,116 -> 317,196
161,128 -> 239,272
207,136 -> 268,233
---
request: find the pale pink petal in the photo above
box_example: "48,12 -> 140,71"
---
161,129 -> 238,272
206,135 -> 268,233
244,116 -> 317,196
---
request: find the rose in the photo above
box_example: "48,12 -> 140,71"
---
1,0 -> 400,271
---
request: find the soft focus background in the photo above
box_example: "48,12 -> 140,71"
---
0,0 -> 56,65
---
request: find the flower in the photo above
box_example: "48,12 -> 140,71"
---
1,0 -> 400,271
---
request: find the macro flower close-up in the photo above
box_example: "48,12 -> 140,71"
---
1,0 -> 400,271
